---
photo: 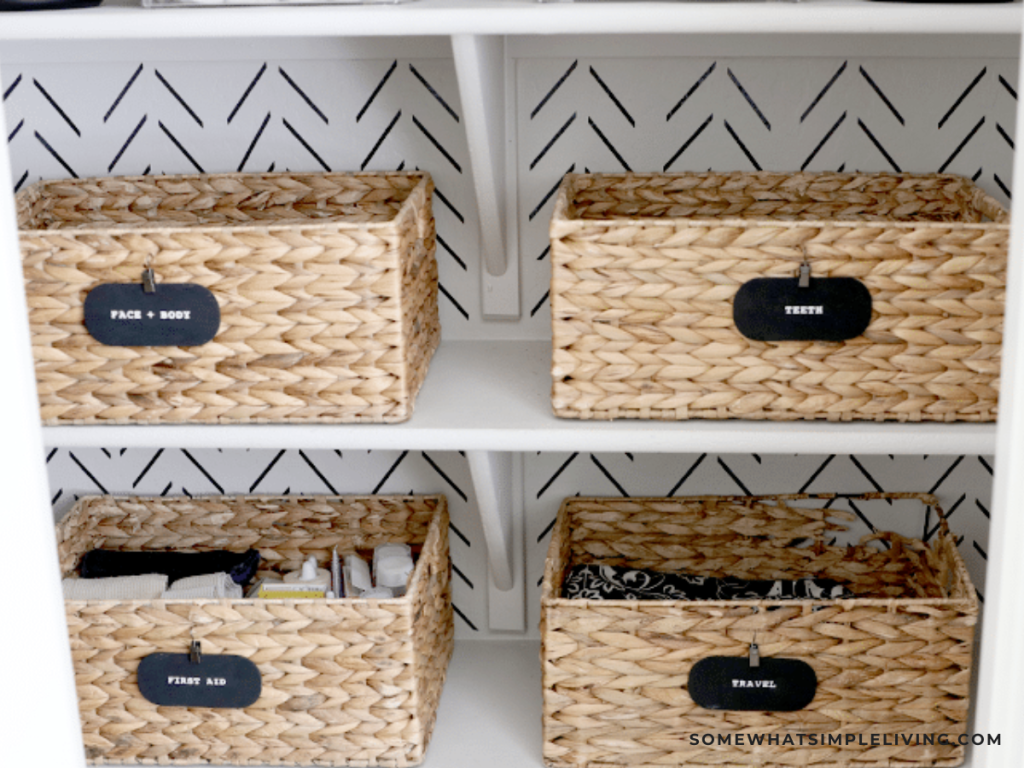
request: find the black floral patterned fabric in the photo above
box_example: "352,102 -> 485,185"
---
561,564 -> 854,601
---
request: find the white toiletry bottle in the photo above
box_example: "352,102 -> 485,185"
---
283,555 -> 332,591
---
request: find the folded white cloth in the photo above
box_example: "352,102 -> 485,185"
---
160,571 -> 242,600
63,573 -> 168,600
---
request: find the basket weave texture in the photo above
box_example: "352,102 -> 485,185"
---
19,171 -> 439,424
550,171 -> 1008,421
541,493 -> 978,768
57,494 -> 453,767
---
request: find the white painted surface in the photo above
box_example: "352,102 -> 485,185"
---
0,0 -> 1020,41
0,62 -> 86,767
41,340 -> 999,454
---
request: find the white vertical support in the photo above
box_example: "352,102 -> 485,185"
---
0,63 -> 86,764
451,34 -> 520,320
972,25 -> 1024,768
466,450 -> 525,632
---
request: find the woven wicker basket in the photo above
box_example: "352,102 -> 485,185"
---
57,494 -> 453,766
541,493 -> 978,768
550,171 -> 1008,421
19,171 -> 439,424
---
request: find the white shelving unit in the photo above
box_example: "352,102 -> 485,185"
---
2,2 -> 1024,768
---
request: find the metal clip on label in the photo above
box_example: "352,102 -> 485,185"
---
798,261 -> 811,289
189,640 -> 202,664
143,267 -> 156,294
749,642 -> 760,668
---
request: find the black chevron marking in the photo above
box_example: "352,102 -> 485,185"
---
104,64 -> 143,123
421,452 -> 468,502
237,112 -> 271,172
228,63 -> 267,125
8,118 -> 24,143
132,448 -> 163,489
361,109 -> 401,170
663,113 -> 713,172
154,70 -> 202,128
591,454 -> 629,497
973,540 -> 987,560
531,112 -> 576,171
108,115 -> 147,173
530,290 -> 550,318
588,117 -> 631,171
801,61 -> 847,123
999,74 -> 1017,99
859,66 -> 904,126
724,120 -> 761,171
282,118 -> 330,171
451,562 -> 474,589
928,455 -> 964,494
158,122 -> 203,172
667,453 -> 707,496
716,457 -> 751,495
996,122 -> 1014,149
358,60 -> 398,123
590,67 -> 634,127
532,60 -> 578,119
69,452 -> 108,494
46,448 -> 58,463
537,453 -> 579,499
849,455 -> 889,502
846,499 -> 880,537
101,448 -> 111,459
248,449 -> 285,493
14,170 -> 28,193
798,455 -> 835,493
939,67 -> 986,129
413,115 -> 462,172
537,245 -> 551,262
299,450 -> 338,494
535,515 -> 559,550
143,165 -> 152,175
372,450 -> 408,494
452,603 -> 478,631
939,117 -> 985,173
727,69 -> 770,130
667,62 -> 716,122
34,79 -> 80,137
433,186 -> 464,223
449,521 -> 471,548
52,489 -> 62,506
397,160 -> 406,171
436,234 -> 467,270
925,493 -> 962,540
160,481 -> 173,496
3,73 -> 22,101
837,163 -> 846,172
278,67 -> 329,124
977,499 -> 990,519
994,174 -> 1011,199
972,167 -> 983,182
801,112 -> 847,171
857,119 -> 900,172
438,282 -> 469,320
979,456 -> 993,475
181,449 -> 225,493
409,64 -> 460,123
530,164 -> 574,220
34,131 -> 77,177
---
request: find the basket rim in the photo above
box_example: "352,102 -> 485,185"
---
550,170 -> 1010,230
18,169 -> 432,237
58,492 -> 448,607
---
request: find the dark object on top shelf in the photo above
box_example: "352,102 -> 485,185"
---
0,0 -> 101,9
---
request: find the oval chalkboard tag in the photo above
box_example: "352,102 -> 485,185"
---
733,277 -> 872,342
688,656 -> 817,711
83,282 -> 220,347
137,652 -> 261,708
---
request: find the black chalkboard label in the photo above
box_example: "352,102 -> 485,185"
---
83,283 -> 220,347
688,656 -> 817,711
733,277 -> 872,342
137,653 -> 261,708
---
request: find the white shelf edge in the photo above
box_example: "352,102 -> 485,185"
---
42,340 -> 997,455
0,0 -> 1020,42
